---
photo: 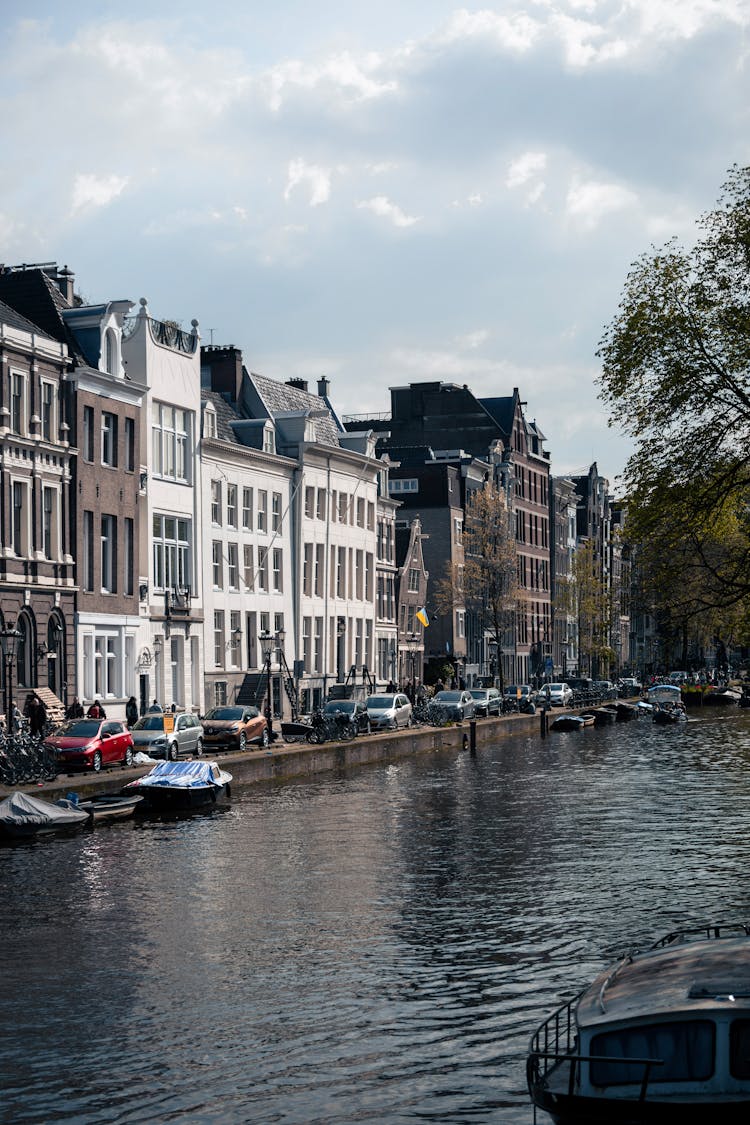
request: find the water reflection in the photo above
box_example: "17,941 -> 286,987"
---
2,711 -> 750,1122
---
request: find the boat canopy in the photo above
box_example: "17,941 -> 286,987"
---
0,790 -> 90,830
647,683 -> 682,703
127,760 -> 231,789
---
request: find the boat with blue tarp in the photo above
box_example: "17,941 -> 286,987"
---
124,759 -> 232,809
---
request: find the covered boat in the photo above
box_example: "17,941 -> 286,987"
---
648,684 -> 687,724
125,759 -> 232,809
528,923 -> 750,1123
550,714 -> 587,731
0,790 -> 90,838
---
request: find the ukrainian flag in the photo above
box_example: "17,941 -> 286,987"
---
416,607 -> 429,628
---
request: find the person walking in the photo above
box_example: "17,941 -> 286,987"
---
125,696 -> 139,728
24,693 -> 47,737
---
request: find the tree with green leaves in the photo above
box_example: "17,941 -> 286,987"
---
597,165 -> 750,631
435,481 -> 518,691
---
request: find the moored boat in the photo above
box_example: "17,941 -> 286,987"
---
550,714 -> 587,731
0,790 -> 90,839
124,759 -> 232,810
527,923 -> 750,1123
58,792 -> 144,822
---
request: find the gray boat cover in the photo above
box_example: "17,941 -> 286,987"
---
0,790 -> 90,831
126,760 -> 232,789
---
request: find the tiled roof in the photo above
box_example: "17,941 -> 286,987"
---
477,395 -> 516,440
251,372 -> 343,447
0,297 -> 58,341
0,268 -> 72,348
201,390 -> 243,443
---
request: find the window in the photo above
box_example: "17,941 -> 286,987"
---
367,501 -> 374,531
228,543 -> 239,589
305,487 -> 315,519
257,491 -> 267,532
124,517 -> 134,596
356,498 -> 365,527
456,609 -> 465,639
355,550 -> 363,600
242,488 -> 253,529
315,544 -> 324,597
101,514 -> 117,593
316,489 -> 326,521
125,417 -> 135,472
243,544 -> 254,590
152,515 -> 191,591
303,617 -> 312,671
41,382 -> 55,442
257,548 -> 268,591
82,405 -> 94,461
338,493 -> 348,522
389,478 -> 419,494
330,490 -> 337,522
272,492 -> 282,532
227,485 -> 238,528
102,412 -> 118,466
11,372 -> 25,435
591,1022 -> 715,1086
365,553 -> 373,601
152,402 -> 191,483
42,486 -> 56,560
214,680 -> 227,706
408,567 -> 420,592
203,407 -> 216,438
303,543 -> 313,597
214,611 -> 224,667
12,480 -> 28,557
337,547 -> 345,597
263,426 -> 274,454
211,481 -> 222,525
272,548 -> 283,592
82,510 -> 94,591
731,1020 -> 750,1078
454,517 -> 463,544
104,327 -> 117,374
212,541 -> 223,588
314,617 -> 323,673
229,611 -> 241,669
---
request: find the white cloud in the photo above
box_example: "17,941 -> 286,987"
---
441,8 -> 540,53
357,196 -> 420,227
565,177 -> 637,229
456,329 -> 490,349
263,50 -> 397,112
71,173 -> 128,213
284,159 -> 332,207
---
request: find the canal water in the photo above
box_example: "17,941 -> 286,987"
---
4,709 -> 750,1123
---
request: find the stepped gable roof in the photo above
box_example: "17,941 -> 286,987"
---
0,297 -> 58,341
0,267 -> 71,347
251,371 -> 342,448
201,390 -> 242,443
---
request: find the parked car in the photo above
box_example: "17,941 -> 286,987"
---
618,677 -> 642,696
432,690 -> 476,721
469,688 -> 502,717
537,682 -> 574,707
45,718 -> 134,773
202,705 -> 269,752
365,693 -> 413,731
323,698 -> 371,734
503,684 -> 535,711
593,680 -> 617,699
130,712 -> 204,760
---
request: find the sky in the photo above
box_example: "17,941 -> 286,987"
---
2,1 -> 750,486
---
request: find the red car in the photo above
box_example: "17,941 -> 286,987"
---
44,718 -> 134,772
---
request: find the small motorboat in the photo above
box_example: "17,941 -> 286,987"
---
615,702 -> 640,721
0,790 -> 90,839
124,759 -> 232,810
528,923 -> 750,1123
57,792 -> 144,822
550,714 -> 587,732
653,703 -> 688,724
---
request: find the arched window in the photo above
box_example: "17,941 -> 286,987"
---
104,328 -> 117,374
15,610 -> 34,691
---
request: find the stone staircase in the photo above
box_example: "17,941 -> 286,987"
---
35,686 -> 66,728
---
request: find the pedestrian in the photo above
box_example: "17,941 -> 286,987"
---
66,697 -> 84,720
435,678 -> 445,694
147,698 -> 163,713
125,696 -> 139,727
386,679 -> 396,693
87,699 -> 102,719
24,692 -> 47,737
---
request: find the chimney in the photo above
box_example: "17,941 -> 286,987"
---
286,378 -> 309,392
317,376 -> 330,398
200,344 -> 243,402
56,265 -> 75,305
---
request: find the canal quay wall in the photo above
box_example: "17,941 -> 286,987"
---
3,712 -> 542,802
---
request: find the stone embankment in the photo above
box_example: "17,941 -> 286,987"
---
1,712 -> 541,802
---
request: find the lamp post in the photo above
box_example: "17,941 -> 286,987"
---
153,636 -> 162,707
0,621 -> 21,731
259,629 -> 274,738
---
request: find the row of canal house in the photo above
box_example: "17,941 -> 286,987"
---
0,262 -> 431,722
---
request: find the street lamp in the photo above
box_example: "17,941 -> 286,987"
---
0,621 -> 21,731
259,629 -> 275,738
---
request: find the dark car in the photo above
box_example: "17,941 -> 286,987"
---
432,690 -> 476,721
45,718 -> 134,773
323,699 -> 371,734
202,706 -> 269,752
469,688 -> 502,717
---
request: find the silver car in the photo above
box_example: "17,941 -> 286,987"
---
130,712 -> 204,760
432,690 -> 476,721
365,693 -> 413,731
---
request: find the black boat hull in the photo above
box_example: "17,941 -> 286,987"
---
533,1086 -> 750,1124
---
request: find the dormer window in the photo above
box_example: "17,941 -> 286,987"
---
204,405 -> 217,439
263,426 -> 275,455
